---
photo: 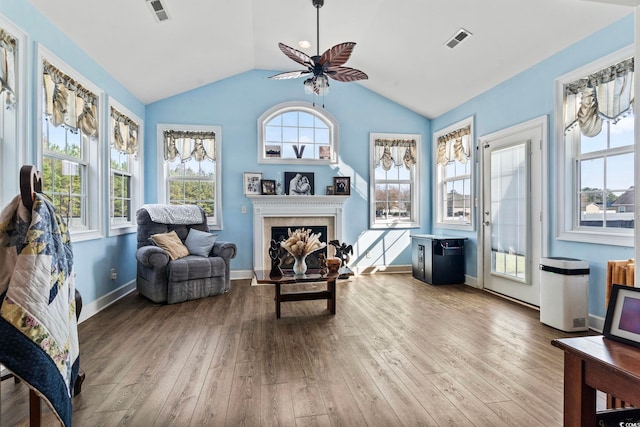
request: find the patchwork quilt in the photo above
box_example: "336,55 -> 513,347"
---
0,193 -> 79,427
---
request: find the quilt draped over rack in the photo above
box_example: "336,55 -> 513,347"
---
0,193 -> 79,427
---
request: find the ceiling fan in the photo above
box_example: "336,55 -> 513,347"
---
269,0 -> 368,96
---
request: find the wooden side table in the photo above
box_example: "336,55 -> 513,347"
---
551,335 -> 640,427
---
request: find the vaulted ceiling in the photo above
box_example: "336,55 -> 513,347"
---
25,0 -> 632,118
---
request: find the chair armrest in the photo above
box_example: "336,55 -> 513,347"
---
136,245 -> 170,268
211,241 -> 237,261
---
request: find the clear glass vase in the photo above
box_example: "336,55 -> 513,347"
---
292,255 -> 308,276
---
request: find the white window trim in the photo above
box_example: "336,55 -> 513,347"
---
257,101 -> 339,165
555,45 -> 634,247
107,97 -> 143,236
156,123 -> 223,230
433,116 -> 475,231
36,45 -> 104,242
0,14 -> 28,208
369,132 -> 421,229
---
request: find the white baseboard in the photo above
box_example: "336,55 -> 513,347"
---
589,314 -> 604,333
464,275 -> 479,288
356,264 -> 411,275
77,280 -> 136,324
231,270 -> 254,280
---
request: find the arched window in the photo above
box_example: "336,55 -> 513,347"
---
258,101 -> 339,164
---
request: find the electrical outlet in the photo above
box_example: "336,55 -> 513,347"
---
110,268 -> 117,280
366,251 -> 371,259
241,205 -> 247,214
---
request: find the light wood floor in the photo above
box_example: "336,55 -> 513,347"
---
2,274 -> 590,426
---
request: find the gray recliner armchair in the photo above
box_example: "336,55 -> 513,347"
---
135,204 -> 237,304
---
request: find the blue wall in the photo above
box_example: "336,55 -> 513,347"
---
432,13 -> 635,318
0,0 -> 145,304
145,70 -> 431,273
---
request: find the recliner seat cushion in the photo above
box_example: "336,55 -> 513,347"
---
167,255 -> 226,281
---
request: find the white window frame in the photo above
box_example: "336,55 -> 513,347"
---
433,116 -> 474,231
555,45 -> 634,247
108,97 -> 143,236
0,15 -> 27,208
257,101 -> 339,165
369,132 -> 421,229
157,123 -> 223,230
37,45 -> 103,242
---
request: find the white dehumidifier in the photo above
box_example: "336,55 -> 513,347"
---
539,257 -> 589,332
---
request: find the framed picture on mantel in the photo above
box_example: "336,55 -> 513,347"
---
284,172 -> 314,195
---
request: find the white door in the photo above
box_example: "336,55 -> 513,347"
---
481,119 -> 544,306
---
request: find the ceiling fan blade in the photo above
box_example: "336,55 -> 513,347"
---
278,43 -> 314,68
326,66 -> 368,82
319,42 -> 356,66
269,70 -> 311,80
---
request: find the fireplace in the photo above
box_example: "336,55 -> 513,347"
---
271,225 -> 328,270
248,195 -> 348,271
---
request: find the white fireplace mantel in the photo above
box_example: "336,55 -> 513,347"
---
248,195 -> 348,271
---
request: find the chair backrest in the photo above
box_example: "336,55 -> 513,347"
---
136,205 -> 209,249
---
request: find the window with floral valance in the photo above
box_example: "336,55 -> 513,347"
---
40,50 -> 102,239
436,125 -> 471,166
370,133 -> 421,229
373,137 -> 417,170
159,125 -> 222,229
557,53 -> 634,243
0,29 -> 16,107
433,117 -> 474,229
163,129 -> 216,163
109,103 -> 142,234
43,59 -> 99,138
564,57 -> 633,137
111,107 -> 138,156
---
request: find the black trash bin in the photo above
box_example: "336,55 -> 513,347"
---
411,235 -> 467,285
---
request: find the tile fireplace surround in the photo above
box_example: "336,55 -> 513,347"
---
247,195 -> 348,271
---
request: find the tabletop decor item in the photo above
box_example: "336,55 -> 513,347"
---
280,228 -> 326,276
268,239 -> 283,278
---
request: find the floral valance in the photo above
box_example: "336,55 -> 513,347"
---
0,29 -> 16,106
564,57 -> 634,137
43,60 -> 99,138
373,138 -> 417,171
164,130 -> 216,162
111,107 -> 138,156
436,125 -> 471,166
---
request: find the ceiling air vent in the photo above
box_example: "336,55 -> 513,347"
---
146,0 -> 169,22
445,28 -> 472,49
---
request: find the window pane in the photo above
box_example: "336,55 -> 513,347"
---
299,112 -> 314,127
282,127 -> 298,142
265,126 -> 281,142
580,128 -> 607,154
299,127 -> 314,143
315,128 -> 329,144
580,158 -> 604,190
606,153 -> 634,191
282,112 -> 298,126
610,113 -> 634,149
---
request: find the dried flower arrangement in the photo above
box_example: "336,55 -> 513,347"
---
280,228 -> 326,258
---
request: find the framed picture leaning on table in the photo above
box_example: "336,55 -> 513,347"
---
604,284 -> 640,348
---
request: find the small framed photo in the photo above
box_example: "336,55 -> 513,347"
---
326,185 -> 334,195
261,179 -> 276,195
284,172 -> 314,195
333,176 -> 351,196
603,284 -> 640,348
319,146 -> 331,160
265,145 -> 281,158
244,172 -> 262,195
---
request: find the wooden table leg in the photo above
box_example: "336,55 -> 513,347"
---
29,389 -> 41,427
327,278 -> 336,314
563,352 -> 596,427
275,282 -> 281,319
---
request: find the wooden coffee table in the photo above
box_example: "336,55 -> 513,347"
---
254,269 -> 346,318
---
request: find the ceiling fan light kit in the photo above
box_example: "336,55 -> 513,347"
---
270,0 -> 368,99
